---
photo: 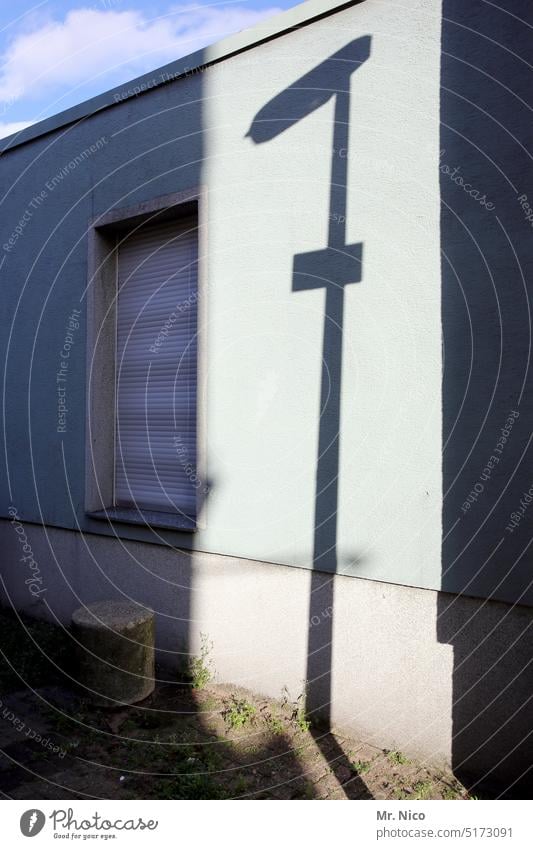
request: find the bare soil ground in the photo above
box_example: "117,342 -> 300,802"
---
0,610 -> 489,800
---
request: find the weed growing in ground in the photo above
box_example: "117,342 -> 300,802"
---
442,785 -> 460,800
387,750 -> 410,765
351,759 -> 371,775
266,713 -> 285,735
294,708 -> 311,733
284,692 -> 310,732
412,780 -> 433,799
223,696 -> 257,730
395,779 -> 434,800
188,634 -> 214,689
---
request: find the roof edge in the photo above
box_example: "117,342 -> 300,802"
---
1,0 -> 360,155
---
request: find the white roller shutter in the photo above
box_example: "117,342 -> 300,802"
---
115,215 -> 198,519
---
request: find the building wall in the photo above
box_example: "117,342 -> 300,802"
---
202,0 -> 443,592
0,0 -> 446,597
0,0 -> 531,789
439,0 -> 533,605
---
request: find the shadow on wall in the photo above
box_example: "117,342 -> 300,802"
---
0,38 -> 335,798
438,0 -> 533,796
247,36 -> 372,799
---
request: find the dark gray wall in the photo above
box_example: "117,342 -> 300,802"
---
0,70 -> 205,544
440,0 -> 533,603
439,0 -> 533,796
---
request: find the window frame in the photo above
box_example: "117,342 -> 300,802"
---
85,187 -> 208,531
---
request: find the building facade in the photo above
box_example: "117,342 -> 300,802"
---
0,0 -> 531,790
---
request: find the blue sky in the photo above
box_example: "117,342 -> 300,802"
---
0,0 -> 301,137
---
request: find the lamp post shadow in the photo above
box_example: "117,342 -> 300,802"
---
247,36 -> 373,799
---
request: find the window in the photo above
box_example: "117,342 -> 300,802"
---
115,215 -> 198,520
86,189 -> 205,531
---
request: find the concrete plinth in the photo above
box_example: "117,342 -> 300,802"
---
72,600 -> 155,707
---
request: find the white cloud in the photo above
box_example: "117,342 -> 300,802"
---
0,4 -> 282,106
0,120 -> 34,139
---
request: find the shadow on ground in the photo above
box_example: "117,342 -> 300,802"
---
0,609 -> 478,801
0,609 -> 373,800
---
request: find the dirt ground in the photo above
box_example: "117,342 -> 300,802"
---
0,610 -> 496,800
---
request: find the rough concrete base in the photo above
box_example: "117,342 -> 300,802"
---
0,519 -> 530,790
72,600 -> 155,706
